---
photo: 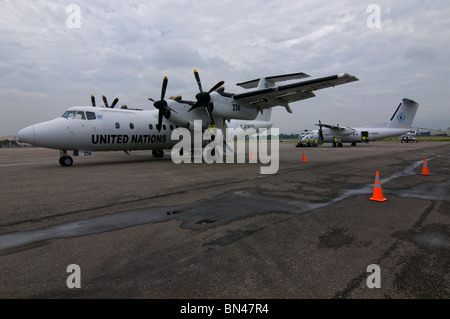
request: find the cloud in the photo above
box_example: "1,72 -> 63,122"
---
1,0 -> 450,136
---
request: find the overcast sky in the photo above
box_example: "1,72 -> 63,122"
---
1,0 -> 449,137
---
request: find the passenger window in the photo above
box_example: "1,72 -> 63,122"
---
86,111 -> 96,120
162,124 -> 166,130
170,125 -> 174,130
75,111 -> 86,120
130,123 -> 134,129
149,124 -> 153,130
115,122 -> 120,129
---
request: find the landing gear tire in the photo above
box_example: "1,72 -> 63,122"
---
59,155 -> 73,166
351,142 -> 356,147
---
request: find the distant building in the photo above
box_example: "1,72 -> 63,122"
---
0,135 -> 31,148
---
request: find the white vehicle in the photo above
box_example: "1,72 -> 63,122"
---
401,131 -> 418,143
300,98 -> 419,147
18,70 -> 358,165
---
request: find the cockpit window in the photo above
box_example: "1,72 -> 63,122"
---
62,110 -> 76,119
86,111 -> 96,120
75,111 -> 86,120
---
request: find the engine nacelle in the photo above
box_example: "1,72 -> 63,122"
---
163,108 -> 191,127
211,94 -> 258,120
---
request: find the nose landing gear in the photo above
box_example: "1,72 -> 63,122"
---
58,150 -> 73,166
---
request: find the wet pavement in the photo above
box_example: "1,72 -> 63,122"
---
0,142 -> 449,299
1,157 -> 448,252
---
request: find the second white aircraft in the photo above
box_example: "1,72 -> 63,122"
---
300,98 -> 419,147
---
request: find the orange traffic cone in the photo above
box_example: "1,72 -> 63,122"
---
421,158 -> 430,175
370,171 -> 387,202
302,151 -> 307,162
250,152 -> 254,160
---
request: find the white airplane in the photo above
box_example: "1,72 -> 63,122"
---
18,70 -> 358,165
300,98 -> 419,147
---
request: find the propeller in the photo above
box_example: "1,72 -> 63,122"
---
101,95 -> 119,108
188,69 -> 224,126
91,95 -> 118,108
317,120 -> 324,145
150,76 -> 177,132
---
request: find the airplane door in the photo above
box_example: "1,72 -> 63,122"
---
361,131 -> 369,143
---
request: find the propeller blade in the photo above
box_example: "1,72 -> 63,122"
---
168,105 -> 178,114
208,80 -> 225,93
194,69 -> 203,92
111,98 -> 119,108
161,76 -> 168,100
91,95 -> 96,107
188,101 -> 200,112
102,95 -> 108,108
157,110 -> 163,133
318,120 -> 324,144
205,104 -> 215,125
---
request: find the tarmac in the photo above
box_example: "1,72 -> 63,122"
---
0,141 -> 449,300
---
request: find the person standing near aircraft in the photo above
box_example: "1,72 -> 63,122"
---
332,136 -> 337,147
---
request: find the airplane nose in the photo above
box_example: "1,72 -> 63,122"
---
18,125 -> 35,145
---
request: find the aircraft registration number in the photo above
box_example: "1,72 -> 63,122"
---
78,151 -> 92,157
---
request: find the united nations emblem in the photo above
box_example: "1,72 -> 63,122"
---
397,113 -> 406,122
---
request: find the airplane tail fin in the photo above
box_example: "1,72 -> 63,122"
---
254,108 -> 272,122
386,98 -> 419,129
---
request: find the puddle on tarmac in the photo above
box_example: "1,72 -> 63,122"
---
0,189 -> 323,251
411,230 -> 450,249
1,157 -> 448,252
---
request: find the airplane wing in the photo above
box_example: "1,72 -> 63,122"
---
236,72 -> 310,89
316,123 -> 356,134
316,123 -> 346,130
233,73 -> 358,113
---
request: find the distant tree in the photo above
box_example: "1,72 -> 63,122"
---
279,134 -> 298,139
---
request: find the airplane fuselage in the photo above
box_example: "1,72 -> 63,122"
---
300,98 -> 419,146
18,93 -> 262,153
19,106 -> 176,151
307,127 -> 414,144
17,69 -> 359,165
